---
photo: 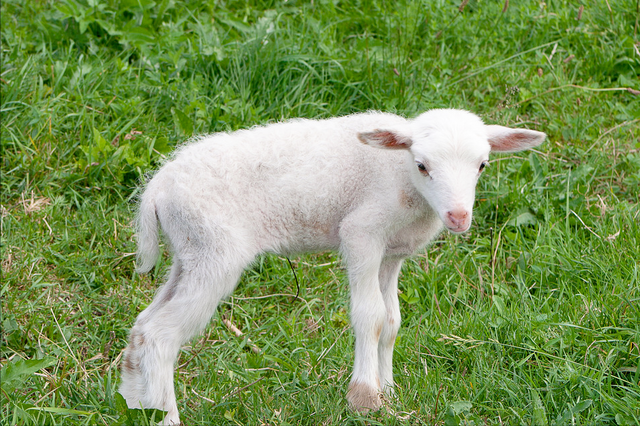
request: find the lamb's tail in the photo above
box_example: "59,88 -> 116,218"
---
135,192 -> 160,274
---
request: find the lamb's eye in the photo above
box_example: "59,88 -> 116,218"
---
416,162 -> 429,175
479,161 -> 488,173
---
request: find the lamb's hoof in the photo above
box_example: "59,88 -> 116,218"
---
160,409 -> 181,426
347,381 -> 382,413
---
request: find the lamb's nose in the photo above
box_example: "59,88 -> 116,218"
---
446,209 -> 470,231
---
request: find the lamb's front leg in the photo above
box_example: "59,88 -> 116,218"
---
343,246 -> 387,412
377,258 -> 403,395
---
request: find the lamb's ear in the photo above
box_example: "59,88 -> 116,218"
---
358,129 -> 413,150
486,125 -> 546,153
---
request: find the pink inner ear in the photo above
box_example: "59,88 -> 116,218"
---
488,127 -> 546,153
492,132 -> 533,151
359,130 -> 411,149
377,131 -> 409,149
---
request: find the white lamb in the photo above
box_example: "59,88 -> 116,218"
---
119,109 -> 546,425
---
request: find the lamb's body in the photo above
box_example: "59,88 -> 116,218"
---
120,110 -> 545,425
140,113 -> 440,263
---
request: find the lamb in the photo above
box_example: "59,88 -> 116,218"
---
119,109 -> 546,425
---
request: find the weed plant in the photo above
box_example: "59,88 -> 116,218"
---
1,0 -> 639,425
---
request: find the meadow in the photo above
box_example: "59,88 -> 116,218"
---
1,0 -> 639,424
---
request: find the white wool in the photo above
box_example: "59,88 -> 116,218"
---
119,109 -> 546,425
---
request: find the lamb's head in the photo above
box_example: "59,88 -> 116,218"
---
358,109 -> 546,234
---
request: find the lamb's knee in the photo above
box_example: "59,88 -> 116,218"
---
381,309 -> 401,346
351,291 -> 386,331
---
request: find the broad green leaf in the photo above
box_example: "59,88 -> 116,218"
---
531,388 -> 548,426
507,211 -> 538,227
152,136 -> 172,155
449,401 -> 473,415
572,399 -> 592,414
93,127 -> 113,155
27,406 -> 94,415
493,295 -> 505,316
1,357 -> 57,392
172,108 -> 193,137
123,27 -> 156,45
444,407 -> 460,426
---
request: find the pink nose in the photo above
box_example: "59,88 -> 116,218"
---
446,209 -> 470,231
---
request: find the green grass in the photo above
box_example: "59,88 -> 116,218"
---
2,0 -> 639,424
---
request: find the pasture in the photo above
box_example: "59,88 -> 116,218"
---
1,0 -> 639,424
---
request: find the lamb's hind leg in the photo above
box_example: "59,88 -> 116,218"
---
119,255 -> 248,425
119,260 -> 184,424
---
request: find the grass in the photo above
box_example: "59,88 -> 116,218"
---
1,0 -> 639,424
